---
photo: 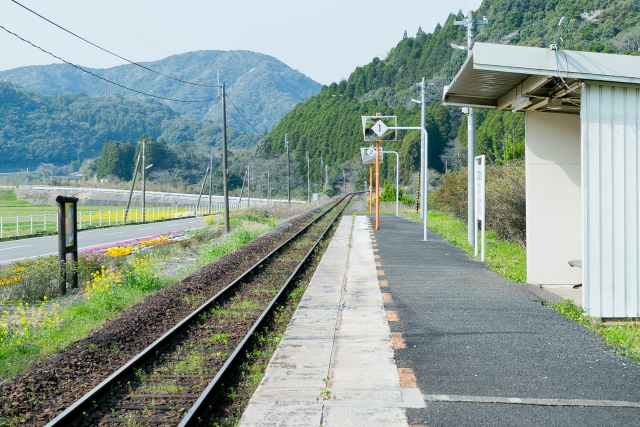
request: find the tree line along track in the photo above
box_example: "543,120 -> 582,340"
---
41,194 -> 354,427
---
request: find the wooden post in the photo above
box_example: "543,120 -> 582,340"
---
57,202 -> 66,295
56,196 -> 79,294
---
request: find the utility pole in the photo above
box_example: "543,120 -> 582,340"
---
247,165 -> 251,208
221,82 -> 230,233
208,154 -> 213,214
124,153 -> 141,222
141,138 -> 146,222
454,10 -> 487,244
267,170 -> 270,204
412,78 -> 431,222
306,151 -> 310,203
343,170 -> 346,195
320,156 -> 323,191
196,166 -> 210,215
285,134 -> 290,205
325,164 -> 328,191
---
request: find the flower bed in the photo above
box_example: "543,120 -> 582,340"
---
81,231 -> 184,258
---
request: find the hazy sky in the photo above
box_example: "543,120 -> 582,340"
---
1,0 -> 483,85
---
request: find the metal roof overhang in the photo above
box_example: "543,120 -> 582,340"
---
443,43 -> 640,114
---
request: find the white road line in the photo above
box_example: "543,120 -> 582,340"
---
102,232 -> 124,236
0,245 -> 31,251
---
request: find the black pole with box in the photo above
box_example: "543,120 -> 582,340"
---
56,195 -> 79,295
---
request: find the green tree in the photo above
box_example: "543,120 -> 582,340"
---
96,141 -> 135,180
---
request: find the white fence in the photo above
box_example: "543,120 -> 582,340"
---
0,203 -> 241,238
0,185 -> 304,205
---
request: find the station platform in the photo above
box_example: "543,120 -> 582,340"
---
239,215 -> 421,426
240,215 -> 640,427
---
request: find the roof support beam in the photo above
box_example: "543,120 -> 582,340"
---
497,75 -> 552,110
443,95 -> 497,109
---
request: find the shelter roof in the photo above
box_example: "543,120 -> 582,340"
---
442,42 -> 640,114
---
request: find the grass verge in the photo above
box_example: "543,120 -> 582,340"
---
551,300 -> 640,362
403,210 -> 526,282
0,257 -> 172,379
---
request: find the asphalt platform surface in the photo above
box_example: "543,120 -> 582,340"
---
373,215 -> 640,427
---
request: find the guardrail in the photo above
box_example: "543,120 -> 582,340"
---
0,203 -> 241,239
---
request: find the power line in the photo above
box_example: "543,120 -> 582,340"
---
225,105 -> 262,142
224,94 -> 263,135
0,25 -> 219,103
73,0 -> 172,55
8,0 -> 216,88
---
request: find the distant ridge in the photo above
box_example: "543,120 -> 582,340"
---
0,50 -> 321,131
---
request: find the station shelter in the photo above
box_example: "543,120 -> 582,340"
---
443,42 -> 640,319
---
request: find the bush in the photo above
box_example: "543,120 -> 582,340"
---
379,184 -> 414,206
430,160 -> 526,246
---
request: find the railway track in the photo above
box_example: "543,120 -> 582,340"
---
43,194 -> 354,427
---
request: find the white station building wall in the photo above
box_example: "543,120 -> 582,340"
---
582,82 -> 640,318
525,111 -> 582,286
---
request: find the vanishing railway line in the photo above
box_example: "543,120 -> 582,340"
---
43,194 -> 353,426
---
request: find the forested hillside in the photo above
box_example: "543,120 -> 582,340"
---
0,50 -> 321,131
260,0 -> 640,189
0,82 -> 251,168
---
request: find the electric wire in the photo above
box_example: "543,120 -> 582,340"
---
0,25 -> 219,103
551,2 -> 586,95
8,0 -> 217,88
225,105 -> 262,143
72,0 -> 172,55
224,94 -> 263,136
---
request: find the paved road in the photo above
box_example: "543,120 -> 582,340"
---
374,215 -> 640,427
0,217 -> 204,265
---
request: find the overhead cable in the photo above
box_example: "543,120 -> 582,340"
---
225,94 -> 263,135
73,0 -> 172,55
225,106 -> 262,142
8,0 -> 217,88
0,25 -> 219,103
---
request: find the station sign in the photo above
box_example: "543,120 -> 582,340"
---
362,116 -> 397,141
360,146 -> 384,164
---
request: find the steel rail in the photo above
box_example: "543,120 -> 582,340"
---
44,194 -> 352,427
180,194 -> 353,426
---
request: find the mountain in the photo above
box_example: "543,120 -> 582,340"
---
0,82 -> 252,168
0,50 -> 322,132
259,0 -> 640,188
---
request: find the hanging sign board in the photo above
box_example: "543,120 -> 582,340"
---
360,146 -> 384,164
361,116 -> 397,141
474,155 -> 486,261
